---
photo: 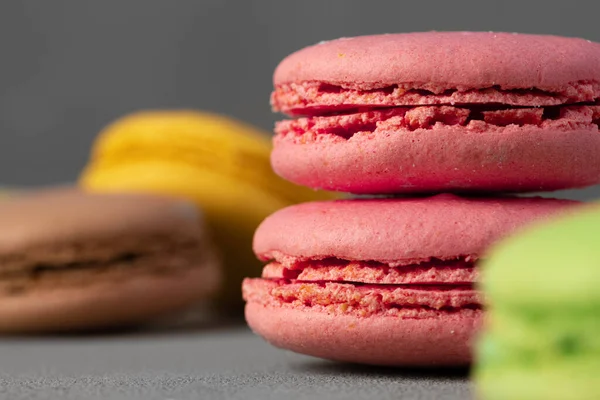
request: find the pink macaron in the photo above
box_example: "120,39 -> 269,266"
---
270,32 -> 600,194
243,194 -> 577,366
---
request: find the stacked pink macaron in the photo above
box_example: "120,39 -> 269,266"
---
243,32 -> 600,366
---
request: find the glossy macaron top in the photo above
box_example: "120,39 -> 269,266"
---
482,203 -> 600,307
253,194 -> 577,267
272,32 -> 600,114
274,31 -> 600,90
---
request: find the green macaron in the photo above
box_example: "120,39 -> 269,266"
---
474,204 -> 600,400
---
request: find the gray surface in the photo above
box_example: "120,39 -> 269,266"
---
0,326 -> 470,400
0,0 -> 599,200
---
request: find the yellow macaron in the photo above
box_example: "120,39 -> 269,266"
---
79,110 -> 340,308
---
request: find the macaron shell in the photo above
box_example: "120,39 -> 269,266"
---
254,195 -> 578,266
0,187 -> 202,257
274,32 -> 600,90
0,248 -> 221,333
90,110 -> 274,156
272,123 -> 600,194
246,302 -> 480,366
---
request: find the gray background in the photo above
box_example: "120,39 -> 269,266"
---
0,1 -> 597,399
0,0 -> 599,200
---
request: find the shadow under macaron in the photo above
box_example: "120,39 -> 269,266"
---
290,359 -> 469,380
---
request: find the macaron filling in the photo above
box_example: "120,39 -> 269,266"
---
272,80 -> 600,115
0,236 -> 207,294
275,104 -> 600,141
243,278 -> 480,319
243,256 -> 482,319
261,258 -> 477,284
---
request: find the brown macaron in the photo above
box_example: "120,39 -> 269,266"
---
0,188 -> 221,333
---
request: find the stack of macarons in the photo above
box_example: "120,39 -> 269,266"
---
243,32 -> 600,366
